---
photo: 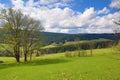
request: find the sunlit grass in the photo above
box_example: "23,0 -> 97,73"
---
0,48 -> 120,80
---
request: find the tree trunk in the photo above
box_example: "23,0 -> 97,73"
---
14,46 -> 20,62
16,57 -> 20,62
90,48 -> 92,56
36,50 -> 39,56
24,53 -> 27,62
30,53 -> 32,61
15,54 -> 20,62
78,50 -> 80,57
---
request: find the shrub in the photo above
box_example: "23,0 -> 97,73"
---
80,50 -> 87,57
75,50 -> 87,57
65,51 -> 72,57
65,50 -> 88,57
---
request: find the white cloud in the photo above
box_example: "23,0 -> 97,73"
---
98,7 -> 110,14
110,0 -> 120,9
24,0 -> 72,8
62,0 -> 73,3
40,0 -> 58,5
26,0 -> 38,7
0,0 -> 119,33
0,3 -> 6,26
82,8 -> 96,20
0,3 -> 5,10
11,0 -> 24,8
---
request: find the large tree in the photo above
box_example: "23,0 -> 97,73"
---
0,8 -> 44,62
0,8 -> 23,62
21,15 -> 44,61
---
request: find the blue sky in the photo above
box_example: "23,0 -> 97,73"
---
0,0 -> 112,12
72,0 -> 111,11
0,0 -> 120,33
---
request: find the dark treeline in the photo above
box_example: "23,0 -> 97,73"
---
42,32 -> 120,45
40,40 -> 118,54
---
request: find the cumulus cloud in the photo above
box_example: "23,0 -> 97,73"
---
110,0 -> 120,9
98,7 -> 110,14
0,3 -> 5,10
40,0 -> 58,5
0,0 -> 119,33
11,0 -> 24,8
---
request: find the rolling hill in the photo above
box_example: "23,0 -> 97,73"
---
42,32 -> 119,45
0,31 -> 119,45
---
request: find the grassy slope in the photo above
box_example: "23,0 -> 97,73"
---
42,39 -> 112,49
0,48 -> 120,80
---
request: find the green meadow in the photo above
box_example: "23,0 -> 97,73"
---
0,4 -> 120,80
0,48 -> 120,80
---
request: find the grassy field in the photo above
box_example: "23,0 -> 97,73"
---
0,48 -> 120,80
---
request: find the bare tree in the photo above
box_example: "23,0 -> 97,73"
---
89,40 -> 95,56
0,8 -> 44,62
113,2 -> 120,36
113,16 -> 120,37
0,8 -> 23,62
74,37 -> 81,57
21,15 -> 44,62
112,4 -> 120,52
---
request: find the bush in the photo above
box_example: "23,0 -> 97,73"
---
72,52 -> 78,57
76,50 -> 87,57
65,51 -> 72,57
80,50 -> 87,57
65,50 -> 88,57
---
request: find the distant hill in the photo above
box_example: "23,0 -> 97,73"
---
42,32 -> 119,45
0,31 -> 119,45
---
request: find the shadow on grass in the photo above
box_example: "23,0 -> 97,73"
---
0,58 -> 70,70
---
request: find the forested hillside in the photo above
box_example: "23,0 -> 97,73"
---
42,32 -> 119,45
0,31 -> 119,45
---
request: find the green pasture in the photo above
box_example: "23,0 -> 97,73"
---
0,48 -> 120,80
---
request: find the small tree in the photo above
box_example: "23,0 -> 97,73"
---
89,40 -> 95,56
21,15 -> 44,62
113,8 -> 120,52
113,6 -> 120,36
113,19 -> 120,37
74,37 -> 81,57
